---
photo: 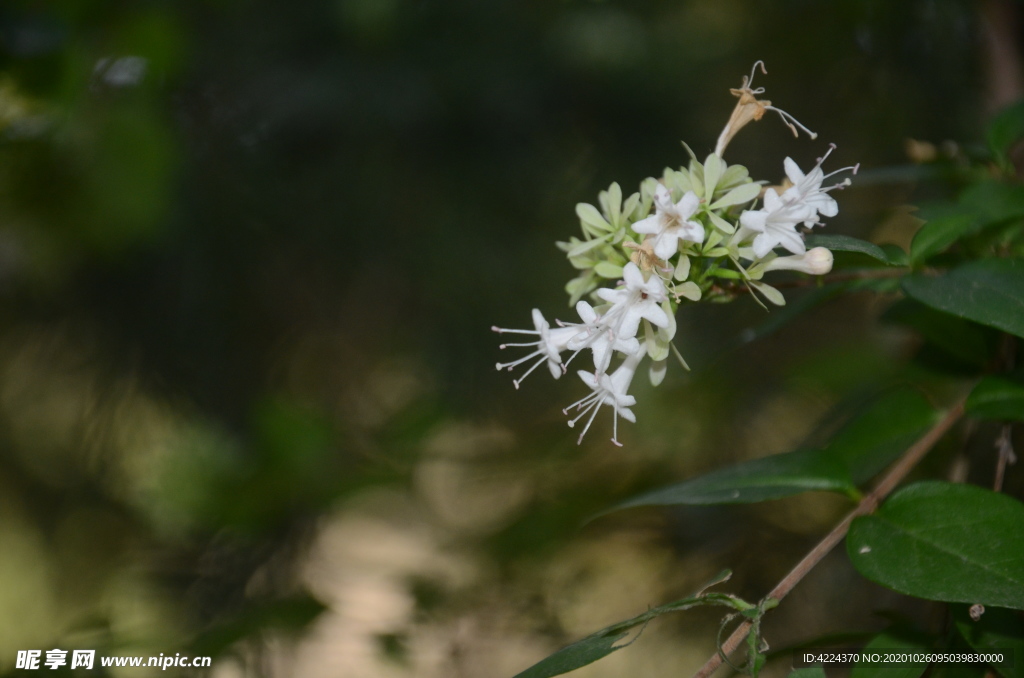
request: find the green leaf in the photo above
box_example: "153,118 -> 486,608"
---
599,182 -> 622,223
953,604 -> 1024,678
594,261 -> 624,279
847,482 -> 1024,610
719,163 -> 750,190
966,377 -> 1024,422
704,153 -> 724,198
850,630 -> 930,678
708,211 -> 737,234
881,244 -> 911,267
988,98 -> 1024,158
566,236 -> 608,258
804,234 -> 897,265
575,203 -> 612,232
902,259 -> 1024,339
603,448 -> 854,509
675,281 -> 701,301
910,214 -> 980,263
511,571 -> 739,678
751,281 -> 785,306
598,390 -> 936,512
959,181 -> 1024,224
710,181 -> 761,210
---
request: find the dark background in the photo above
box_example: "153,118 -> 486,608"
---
0,1 -> 1009,676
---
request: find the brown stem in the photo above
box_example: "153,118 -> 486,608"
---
692,395 -> 967,678
994,424 -> 1016,492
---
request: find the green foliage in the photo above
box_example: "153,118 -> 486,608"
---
511,571 -> 746,678
805,233 -> 902,265
902,259 -> 1024,340
910,213 -> 981,264
847,482 -> 1024,610
952,604 -> 1024,678
987,98 -> 1024,166
849,629 -> 930,678
600,389 -> 936,512
966,377 -> 1024,422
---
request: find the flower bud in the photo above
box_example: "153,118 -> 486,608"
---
763,246 -> 833,275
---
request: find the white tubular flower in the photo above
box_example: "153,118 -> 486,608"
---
781,157 -> 838,226
779,145 -> 857,227
763,247 -> 833,275
632,185 -> 705,260
594,262 -> 670,341
739,187 -> 813,257
493,309 -> 578,388
565,300 -> 640,373
564,344 -> 646,446
740,147 -> 857,258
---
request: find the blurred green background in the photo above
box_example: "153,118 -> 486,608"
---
0,0 -> 1013,676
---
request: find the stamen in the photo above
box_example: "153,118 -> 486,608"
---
575,400 -> 603,445
512,355 -> 548,389
496,349 -> 544,371
746,60 -> 767,89
564,390 -> 601,415
765,105 -> 818,140
491,326 -> 540,335
611,405 -> 622,447
823,165 -> 859,181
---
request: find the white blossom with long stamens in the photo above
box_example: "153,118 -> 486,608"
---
565,263 -> 668,372
779,145 -> 858,227
593,262 -> 669,340
632,185 -> 705,260
739,149 -> 857,258
739,187 -> 813,257
564,344 -> 646,446
561,300 -> 640,374
492,309 -> 578,389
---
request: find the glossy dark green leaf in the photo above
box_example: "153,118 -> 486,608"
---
848,482 -> 1024,610
966,377 -> 1024,422
953,604 -> 1024,678
600,390 -> 935,513
849,630 -> 930,678
604,448 -> 855,509
959,181 -> 1024,224
881,244 -> 911,267
902,259 -> 1024,339
511,571 -> 739,678
805,234 -> 898,265
910,214 -> 980,263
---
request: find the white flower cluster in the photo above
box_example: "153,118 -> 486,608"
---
494,64 -> 857,446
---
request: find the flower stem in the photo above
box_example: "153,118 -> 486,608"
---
691,393 -> 968,678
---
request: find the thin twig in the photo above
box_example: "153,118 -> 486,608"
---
994,424 -> 1016,492
692,395 -> 967,678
